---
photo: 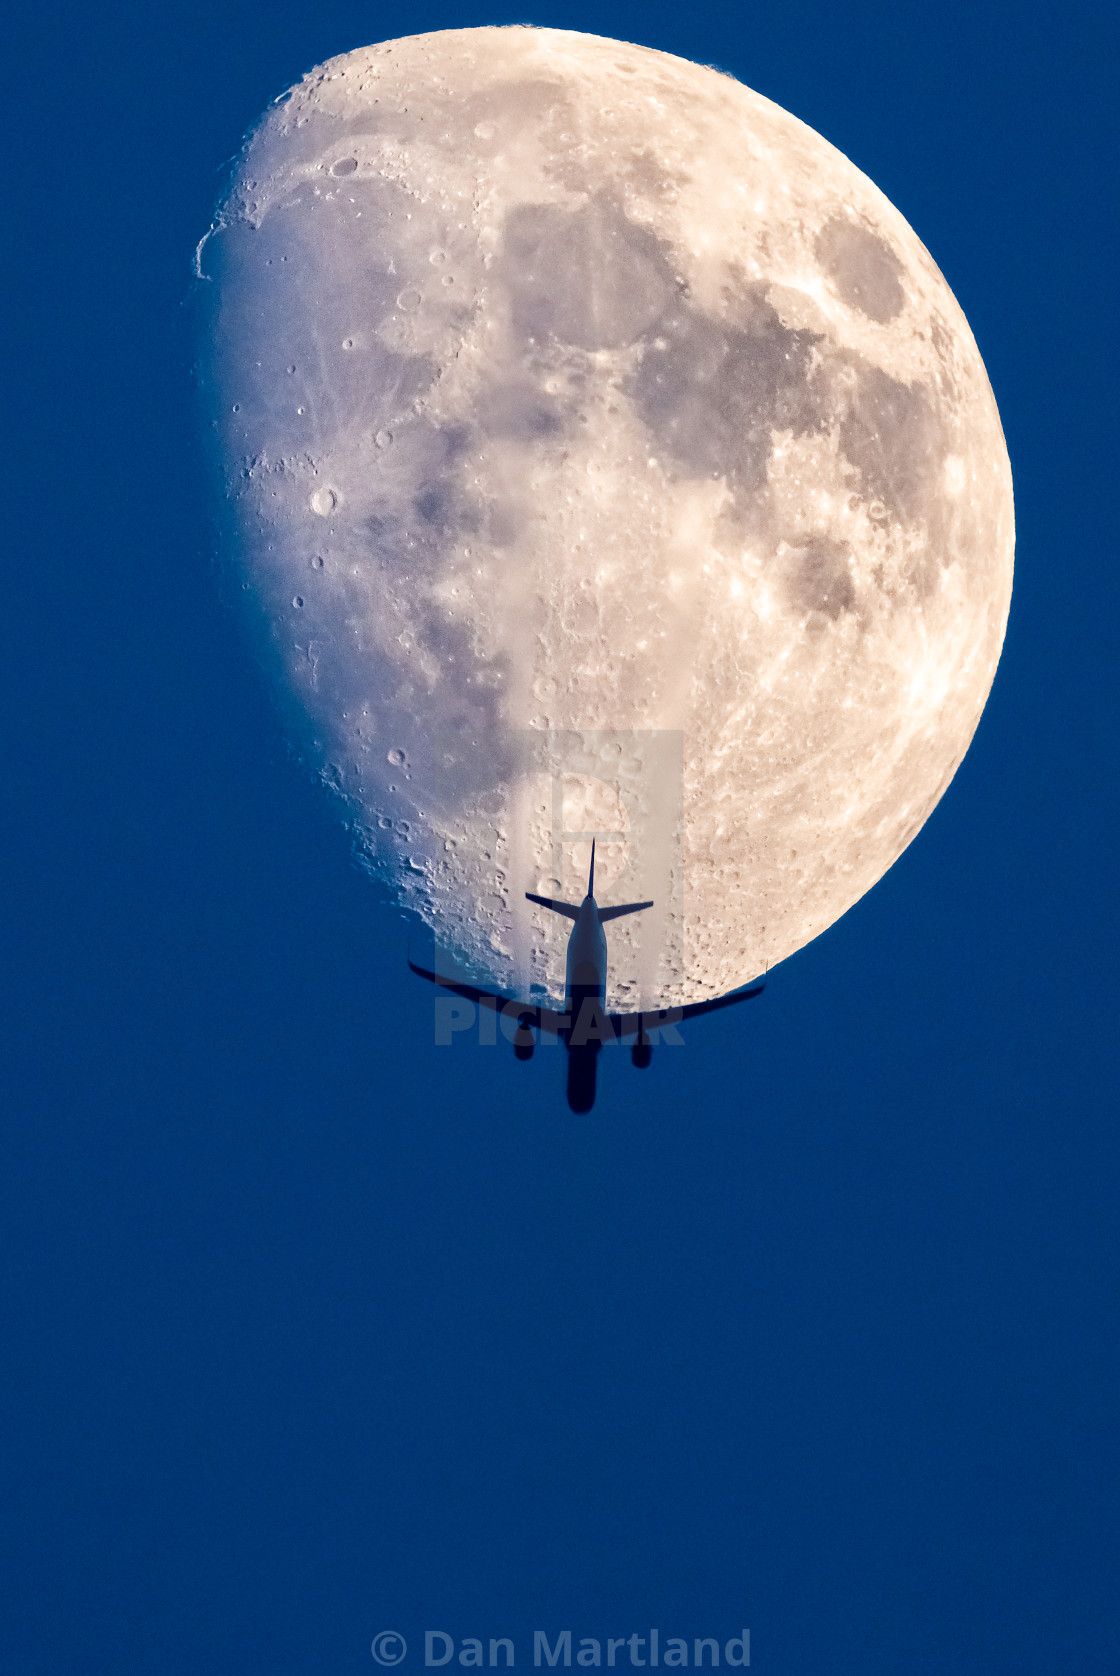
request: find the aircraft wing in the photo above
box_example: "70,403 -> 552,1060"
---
407,959 -> 521,1011
410,958 -> 765,1036
679,980 -> 766,1019
608,979 -> 766,1033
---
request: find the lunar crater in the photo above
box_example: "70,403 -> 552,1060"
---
815,214 -> 907,323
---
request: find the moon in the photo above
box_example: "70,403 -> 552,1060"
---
197,26 -> 1013,1008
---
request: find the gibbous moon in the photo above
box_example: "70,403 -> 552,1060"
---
197,26 -> 1013,1008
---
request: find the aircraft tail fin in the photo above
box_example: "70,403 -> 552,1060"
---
598,900 -> 655,923
588,838 -> 595,899
525,892 -> 580,922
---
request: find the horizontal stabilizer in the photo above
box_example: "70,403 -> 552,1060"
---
598,900 -> 654,923
525,892 -> 580,922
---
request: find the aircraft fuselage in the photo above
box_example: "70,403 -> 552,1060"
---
410,837 -> 765,1112
566,895 -> 607,1012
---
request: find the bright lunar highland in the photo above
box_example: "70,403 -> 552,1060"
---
198,26 -> 1013,1009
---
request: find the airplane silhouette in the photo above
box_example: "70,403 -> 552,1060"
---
409,840 -> 765,1112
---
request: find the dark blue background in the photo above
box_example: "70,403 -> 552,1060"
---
4,1 -> 1116,1672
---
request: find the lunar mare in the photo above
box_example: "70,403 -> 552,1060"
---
198,26 -> 1013,1007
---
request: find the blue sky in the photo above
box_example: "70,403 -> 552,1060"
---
3,1 -> 1116,1673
